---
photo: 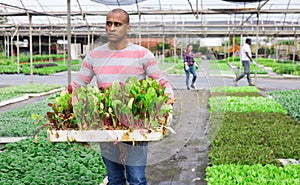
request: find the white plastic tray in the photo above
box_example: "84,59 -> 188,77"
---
47,129 -> 163,142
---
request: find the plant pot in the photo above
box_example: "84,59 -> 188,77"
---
47,129 -> 163,142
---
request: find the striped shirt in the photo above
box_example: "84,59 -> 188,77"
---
71,42 -> 173,98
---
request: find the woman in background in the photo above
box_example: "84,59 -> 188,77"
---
183,44 -> 197,90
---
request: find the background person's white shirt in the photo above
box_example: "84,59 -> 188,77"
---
241,43 -> 251,61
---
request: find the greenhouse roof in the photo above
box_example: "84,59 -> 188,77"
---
0,0 -> 299,37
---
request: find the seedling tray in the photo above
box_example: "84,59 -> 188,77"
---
47,129 -> 163,142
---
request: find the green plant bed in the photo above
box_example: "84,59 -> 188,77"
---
257,58 -> 277,67
0,64 -> 19,74
232,62 -> 268,74
22,65 -> 68,75
0,98 -> 51,137
268,89 -> 300,122
210,86 -> 259,93
0,136 -> 106,185
206,164 -> 300,185
0,93 -> 21,102
210,92 -> 262,97
209,112 -> 300,166
209,96 -> 287,114
0,84 -> 63,102
0,60 -> 80,75
272,64 -> 300,75
210,86 -> 261,97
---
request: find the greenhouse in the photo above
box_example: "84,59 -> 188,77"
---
0,0 -> 300,184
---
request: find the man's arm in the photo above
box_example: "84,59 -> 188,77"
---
144,53 -> 174,100
70,54 -> 95,90
246,51 -> 252,62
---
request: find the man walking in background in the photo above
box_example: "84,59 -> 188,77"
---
233,38 -> 255,86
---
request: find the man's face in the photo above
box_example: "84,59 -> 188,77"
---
106,11 -> 130,43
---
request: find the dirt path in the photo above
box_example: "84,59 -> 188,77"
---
146,89 -> 210,185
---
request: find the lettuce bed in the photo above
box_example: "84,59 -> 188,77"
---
268,90 -> 300,122
207,87 -> 300,184
0,97 -> 52,137
0,137 -> 106,185
208,96 -> 287,114
209,112 -> 300,166
206,164 -> 300,185
210,86 -> 262,97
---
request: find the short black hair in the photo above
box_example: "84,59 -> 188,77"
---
108,8 -> 130,24
246,38 -> 251,44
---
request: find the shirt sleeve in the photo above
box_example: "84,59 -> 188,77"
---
144,52 -> 174,99
70,54 -> 95,90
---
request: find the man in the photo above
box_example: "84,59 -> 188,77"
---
234,38 -> 255,86
71,9 -> 173,185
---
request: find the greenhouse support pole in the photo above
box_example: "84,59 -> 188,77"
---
174,35 -> 176,64
63,32 -> 66,64
87,26 -> 90,51
162,26 -> 165,63
17,25 -> 20,74
227,34 -> 230,60
48,34 -> 51,58
4,36 -> 7,57
240,33 -> 243,73
10,34 -> 13,63
293,33 -> 297,64
254,7 -> 260,84
232,29 -> 235,64
147,26 -> 150,50
92,33 -> 94,50
29,14 -> 33,83
39,31 -> 41,55
138,15 -> 141,45
67,0 -> 72,85
7,36 -> 10,57
6,35 -> 10,57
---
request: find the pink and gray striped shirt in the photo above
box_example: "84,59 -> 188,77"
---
71,42 -> 173,98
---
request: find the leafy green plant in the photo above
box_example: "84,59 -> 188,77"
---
210,86 -> 259,93
0,59 -> 79,75
210,86 -> 262,97
268,89 -> 300,122
46,90 -> 77,130
0,99 -> 51,137
209,96 -> 288,114
206,164 -> 300,185
209,112 -> 300,166
0,137 -> 106,185
42,78 -> 174,134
